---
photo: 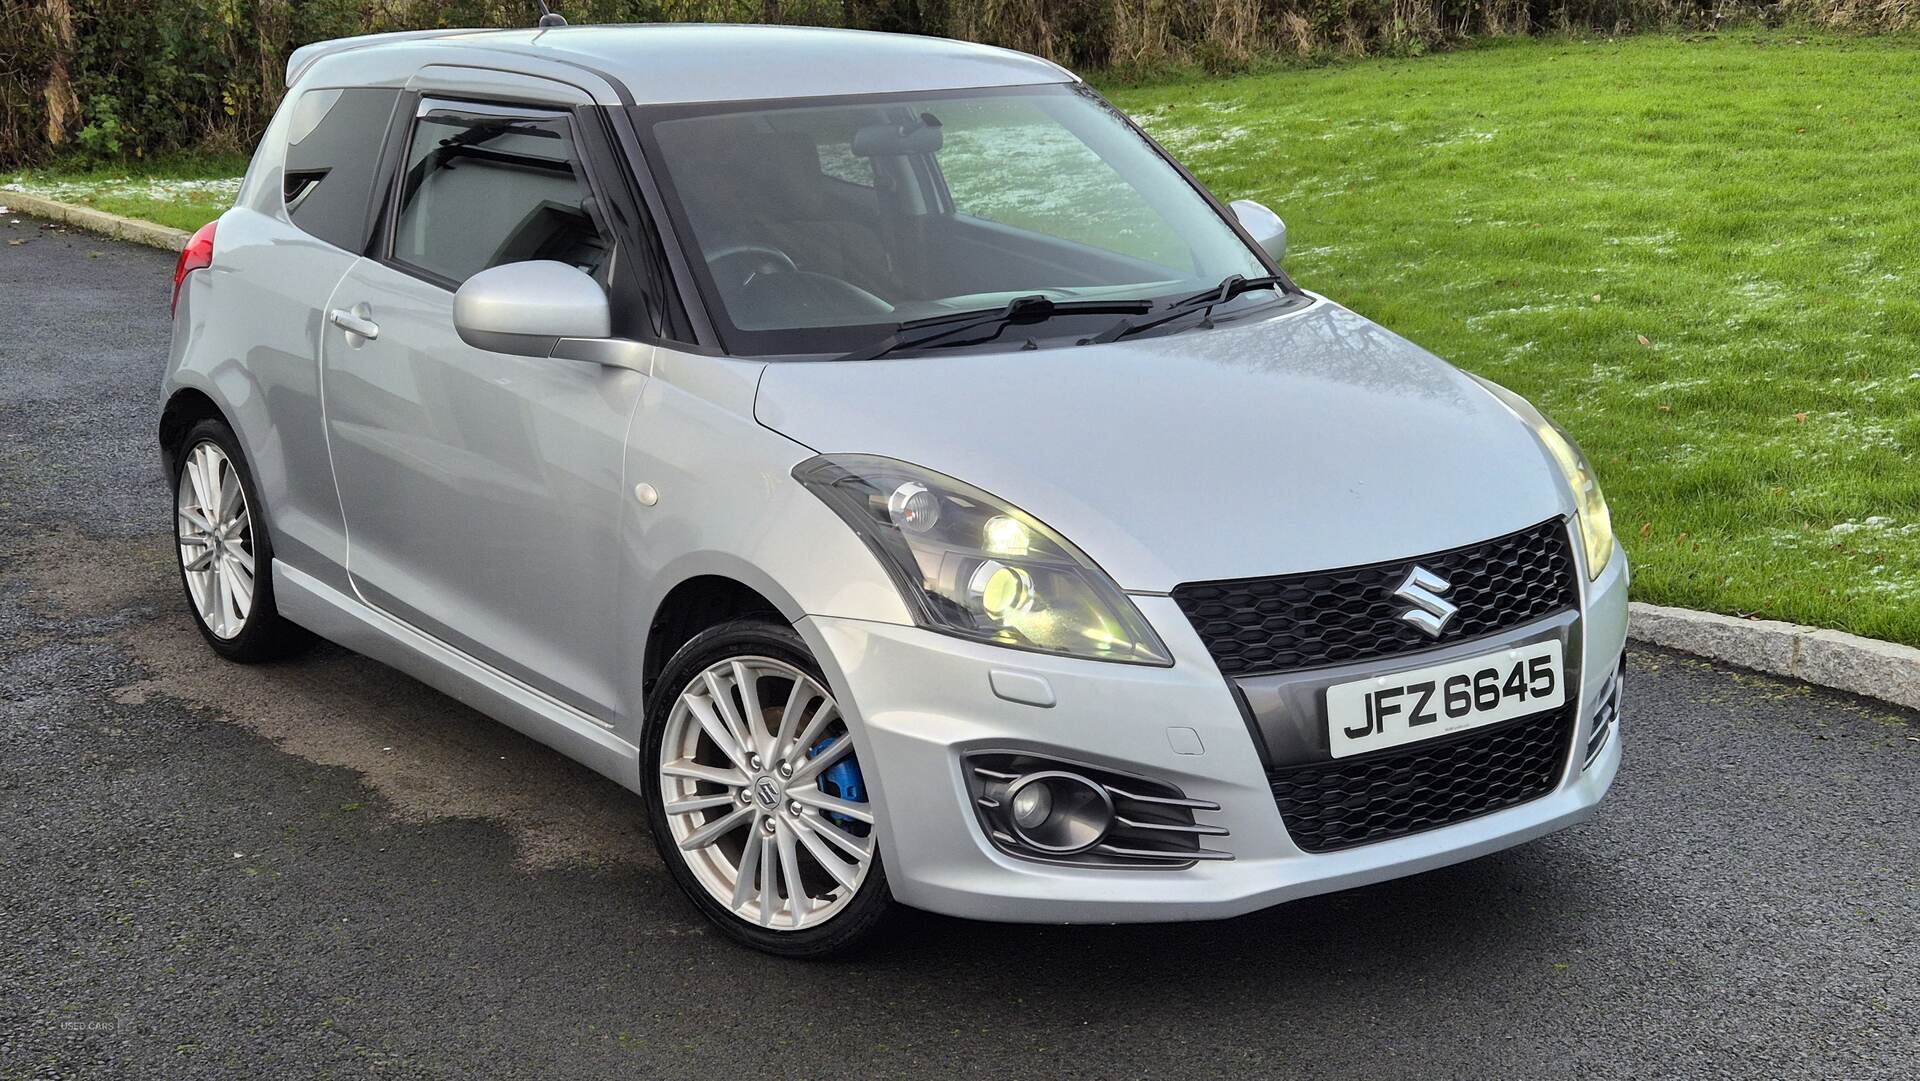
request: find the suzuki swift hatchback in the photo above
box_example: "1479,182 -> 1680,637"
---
162,24 -> 1627,956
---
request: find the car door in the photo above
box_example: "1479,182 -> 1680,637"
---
205,86 -> 402,589
318,96 -> 646,719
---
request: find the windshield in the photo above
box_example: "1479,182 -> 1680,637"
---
635,83 -> 1278,356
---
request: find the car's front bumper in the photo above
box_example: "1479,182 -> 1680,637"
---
797,541 -> 1628,923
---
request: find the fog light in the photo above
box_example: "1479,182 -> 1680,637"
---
1004,772 -> 1112,854
1009,779 -> 1053,830
966,751 -> 1230,867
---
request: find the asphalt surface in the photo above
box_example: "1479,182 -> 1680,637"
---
2,215 -> 1916,1080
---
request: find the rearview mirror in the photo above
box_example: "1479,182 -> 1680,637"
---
854,114 -> 944,157
452,261 -> 647,372
1229,199 -> 1286,265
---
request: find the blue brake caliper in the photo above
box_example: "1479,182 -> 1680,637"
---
807,736 -> 866,829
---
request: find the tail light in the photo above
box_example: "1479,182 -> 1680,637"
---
170,221 -> 218,317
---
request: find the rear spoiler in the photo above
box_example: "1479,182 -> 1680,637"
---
285,29 -> 477,87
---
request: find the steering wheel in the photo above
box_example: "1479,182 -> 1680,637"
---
706,245 -> 798,289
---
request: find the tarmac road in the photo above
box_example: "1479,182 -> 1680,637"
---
2,217 -> 1916,1079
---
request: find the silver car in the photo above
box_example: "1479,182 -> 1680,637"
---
162,23 -> 1627,956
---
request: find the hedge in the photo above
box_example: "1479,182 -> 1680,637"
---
2,0 -> 1913,165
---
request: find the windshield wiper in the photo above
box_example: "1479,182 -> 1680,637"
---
1083,274 -> 1286,346
837,294 -> 1153,362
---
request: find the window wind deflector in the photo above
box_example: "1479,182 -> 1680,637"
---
1085,274 -> 1286,345
835,295 -> 1154,362
401,118 -> 568,206
436,116 -> 558,152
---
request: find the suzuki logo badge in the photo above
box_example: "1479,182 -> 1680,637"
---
1394,566 -> 1458,638
754,778 -> 781,808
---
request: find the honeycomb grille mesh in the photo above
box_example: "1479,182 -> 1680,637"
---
1268,702 -> 1575,854
1172,519 -> 1578,677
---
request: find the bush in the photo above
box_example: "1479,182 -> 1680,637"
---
73,92 -> 123,159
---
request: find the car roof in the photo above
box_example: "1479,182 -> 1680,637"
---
287,24 -> 1077,105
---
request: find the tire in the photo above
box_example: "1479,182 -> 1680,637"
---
642,618 -> 895,958
170,418 -> 311,662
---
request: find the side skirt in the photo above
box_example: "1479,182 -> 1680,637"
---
274,561 -> 643,794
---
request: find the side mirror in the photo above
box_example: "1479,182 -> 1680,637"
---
452,260 -> 646,372
1229,199 -> 1286,265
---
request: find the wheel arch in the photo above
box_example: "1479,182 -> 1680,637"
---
642,573 -> 788,700
158,386 -> 229,479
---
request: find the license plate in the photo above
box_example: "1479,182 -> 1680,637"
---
1324,640 -> 1565,759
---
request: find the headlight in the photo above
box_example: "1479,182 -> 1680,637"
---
794,455 -> 1172,665
1469,375 -> 1615,579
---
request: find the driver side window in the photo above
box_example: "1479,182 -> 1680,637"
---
390,108 -> 610,288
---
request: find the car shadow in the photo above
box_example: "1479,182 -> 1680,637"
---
870,838 -> 1609,974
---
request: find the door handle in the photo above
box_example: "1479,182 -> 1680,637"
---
328,308 -> 379,340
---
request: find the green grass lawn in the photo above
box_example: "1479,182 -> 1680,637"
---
9,32 -> 1917,644
1116,32 -> 1920,647
3,153 -> 248,232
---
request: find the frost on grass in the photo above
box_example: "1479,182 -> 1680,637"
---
1768,410 -> 1904,462
1268,172 -> 1380,205
1829,516 -> 1907,536
3,174 -> 243,204
1464,301 -> 1569,329
936,121 -> 1187,266
1667,441 -> 1707,465
1734,278 -> 1787,303
1604,231 -> 1678,255
1134,116 -> 1251,156
1830,375 -> 1902,403
1584,361 -> 1631,387
1754,517 -> 1920,603
1313,118 -> 1407,140
1420,129 -> 1498,149
1171,125 -> 1252,155
1629,376 -> 1716,400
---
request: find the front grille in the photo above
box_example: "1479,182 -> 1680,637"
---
1172,519 -> 1579,677
1267,701 -> 1575,853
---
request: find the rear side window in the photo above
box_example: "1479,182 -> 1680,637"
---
282,88 -> 401,252
389,109 -> 610,287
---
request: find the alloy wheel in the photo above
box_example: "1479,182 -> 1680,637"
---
175,440 -> 256,639
658,656 -> 874,931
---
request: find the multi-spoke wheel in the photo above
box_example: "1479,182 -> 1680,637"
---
177,440 -> 255,639
644,620 -> 894,956
169,418 -> 309,661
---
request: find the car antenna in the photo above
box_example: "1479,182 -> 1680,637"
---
532,1 -> 567,27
